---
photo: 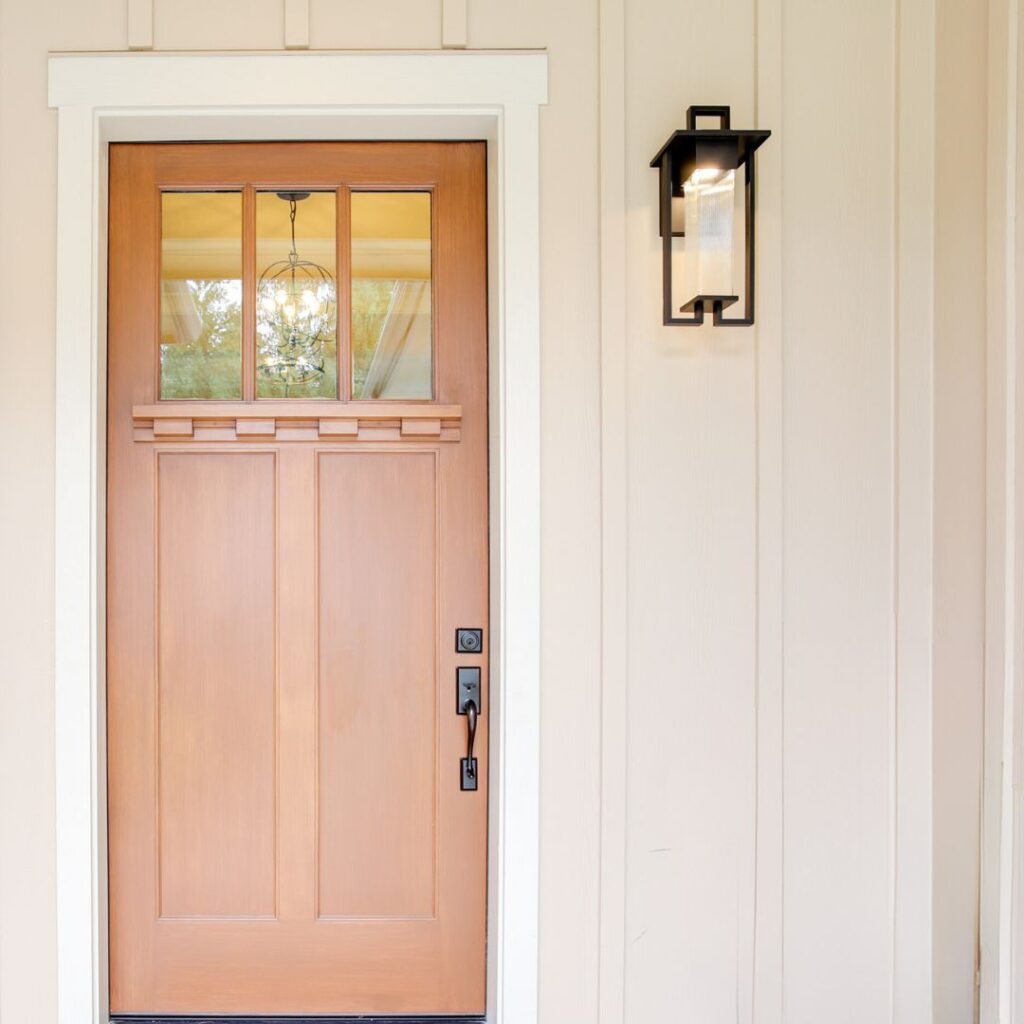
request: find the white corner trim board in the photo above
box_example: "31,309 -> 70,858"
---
48,50 -> 547,1024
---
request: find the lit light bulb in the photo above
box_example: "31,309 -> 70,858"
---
275,288 -> 288,306
685,166 -> 726,188
283,303 -> 296,323
261,296 -> 276,315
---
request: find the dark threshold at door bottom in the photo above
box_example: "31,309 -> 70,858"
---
109,1017 -> 486,1024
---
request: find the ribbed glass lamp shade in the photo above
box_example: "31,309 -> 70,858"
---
682,167 -> 735,299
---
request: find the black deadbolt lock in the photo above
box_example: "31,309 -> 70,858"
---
456,628 -> 483,653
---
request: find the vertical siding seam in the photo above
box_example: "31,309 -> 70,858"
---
999,0 -> 1021,1016
597,0 -> 628,1021
753,0 -> 785,1018
889,0 -> 901,1020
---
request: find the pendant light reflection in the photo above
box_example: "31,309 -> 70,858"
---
256,191 -> 337,394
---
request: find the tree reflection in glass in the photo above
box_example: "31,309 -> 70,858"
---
160,192 -> 243,400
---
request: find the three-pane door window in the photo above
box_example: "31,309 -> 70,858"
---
159,189 -> 433,400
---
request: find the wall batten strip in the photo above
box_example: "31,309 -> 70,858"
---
752,0 -> 784,1015
980,0 -> 1013,1016
999,1 -> 1022,1017
126,0 -> 153,50
441,0 -> 468,49
283,0 -> 310,50
597,0 -> 627,1019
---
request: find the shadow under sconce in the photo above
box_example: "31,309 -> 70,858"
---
651,105 -> 771,327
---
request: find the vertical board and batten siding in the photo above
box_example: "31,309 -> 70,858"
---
933,0 -> 989,1020
0,1 -> 1000,1024
623,0 -> 759,1017
999,5 -> 1024,1015
784,1 -> 898,1020
979,5 -> 1014,1021
463,4 -> 605,1020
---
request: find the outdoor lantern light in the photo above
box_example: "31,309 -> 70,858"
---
650,105 -> 771,326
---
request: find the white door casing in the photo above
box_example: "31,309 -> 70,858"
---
48,50 -> 547,1024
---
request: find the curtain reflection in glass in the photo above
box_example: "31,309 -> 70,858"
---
351,192 -> 432,399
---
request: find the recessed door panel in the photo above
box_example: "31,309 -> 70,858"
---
156,451 -> 277,919
318,451 -> 438,919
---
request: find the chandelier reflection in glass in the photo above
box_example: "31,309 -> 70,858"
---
257,192 -> 337,394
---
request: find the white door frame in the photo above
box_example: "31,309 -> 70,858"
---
48,50 -> 546,1024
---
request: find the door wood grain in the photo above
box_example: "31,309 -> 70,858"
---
106,142 -> 489,1016
317,451 -> 438,920
156,451 -> 278,920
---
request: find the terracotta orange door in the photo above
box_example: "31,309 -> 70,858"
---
106,143 -> 489,1016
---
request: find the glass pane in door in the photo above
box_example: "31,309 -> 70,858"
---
256,191 -> 338,399
160,192 -> 242,399
351,192 -> 433,400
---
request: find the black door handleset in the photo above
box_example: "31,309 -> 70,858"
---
456,632 -> 483,792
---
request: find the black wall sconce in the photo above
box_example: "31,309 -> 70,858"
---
650,106 -> 771,326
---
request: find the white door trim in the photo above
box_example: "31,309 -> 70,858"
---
47,50 -> 547,1024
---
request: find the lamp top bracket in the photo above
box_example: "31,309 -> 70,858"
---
649,104 -> 771,169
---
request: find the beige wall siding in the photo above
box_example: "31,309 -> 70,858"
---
623,0 -> 758,1016
1,4 -> 69,1024
782,0 -> 896,1016
473,1 -> 604,1020
0,0 -> 995,1022
934,0 -> 988,1019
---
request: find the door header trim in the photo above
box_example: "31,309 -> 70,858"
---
49,50 -> 546,1024
49,51 -> 548,108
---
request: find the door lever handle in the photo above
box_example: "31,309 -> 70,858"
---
462,700 -> 478,789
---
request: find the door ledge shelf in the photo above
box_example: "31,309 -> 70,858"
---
132,402 -> 462,443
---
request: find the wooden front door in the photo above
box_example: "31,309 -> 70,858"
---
106,143 -> 488,1017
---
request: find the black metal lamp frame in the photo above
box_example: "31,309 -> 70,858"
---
650,105 -> 771,326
